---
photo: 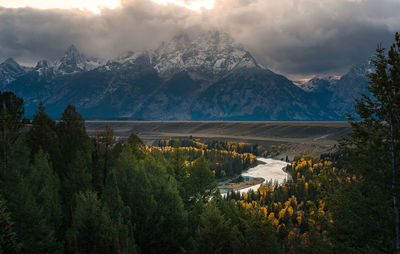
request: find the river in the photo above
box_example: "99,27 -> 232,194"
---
221,158 -> 290,196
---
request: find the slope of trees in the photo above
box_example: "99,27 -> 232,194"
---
0,96 -> 282,253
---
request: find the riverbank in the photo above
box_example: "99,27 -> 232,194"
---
219,158 -> 290,196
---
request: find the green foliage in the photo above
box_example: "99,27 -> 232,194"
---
28,151 -> 63,243
156,140 -> 257,178
240,213 -> 282,253
57,104 -> 92,174
192,201 -> 240,254
9,178 -> 58,253
185,157 -> 217,204
56,105 -> 92,229
0,91 -> 24,171
127,133 -> 145,159
143,156 -> 188,253
69,190 -> 116,254
168,147 -> 188,196
92,126 -> 115,194
26,102 -> 60,164
102,170 -> 138,254
1,98 -> 289,253
111,146 -> 156,252
327,33 -> 400,253
0,196 -> 20,254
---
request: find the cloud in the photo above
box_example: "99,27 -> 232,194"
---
0,0 -> 399,78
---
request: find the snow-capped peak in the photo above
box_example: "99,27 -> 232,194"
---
113,51 -> 145,64
54,45 -> 104,74
0,58 -> 28,85
152,30 -> 259,78
299,76 -> 339,92
35,59 -> 50,69
346,61 -> 375,78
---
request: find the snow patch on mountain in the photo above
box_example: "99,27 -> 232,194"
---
53,45 -> 105,75
0,58 -> 30,86
151,31 -> 259,78
299,76 -> 339,92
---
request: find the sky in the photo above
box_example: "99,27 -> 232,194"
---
0,0 -> 399,79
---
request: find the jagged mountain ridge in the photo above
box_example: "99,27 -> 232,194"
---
0,31 -> 366,120
0,58 -> 31,85
299,62 -> 373,118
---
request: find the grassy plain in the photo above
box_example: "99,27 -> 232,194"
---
86,121 -> 351,158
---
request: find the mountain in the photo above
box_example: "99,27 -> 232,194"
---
2,30 -> 366,120
328,62 -> 373,117
151,31 -> 259,79
53,45 -> 104,75
0,58 -> 30,87
299,62 -> 373,119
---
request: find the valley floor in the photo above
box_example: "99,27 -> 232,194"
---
86,121 -> 350,157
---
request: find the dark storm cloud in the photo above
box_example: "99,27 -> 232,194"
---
0,0 -> 399,78
0,0 -> 195,63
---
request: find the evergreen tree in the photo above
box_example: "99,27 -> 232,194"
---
26,102 -> 59,164
0,92 -> 24,171
0,136 -> 30,199
0,196 -> 20,254
111,146 -> 156,252
241,213 -> 282,254
143,156 -> 188,253
192,202 -> 239,254
27,151 -> 63,245
8,179 -> 57,253
185,157 -> 217,204
168,146 -> 188,197
57,105 -> 92,175
69,190 -> 116,254
102,170 -> 138,254
57,105 -> 92,228
4,143 -> 59,253
329,33 -> 400,253
127,133 -> 145,159
92,126 -> 114,195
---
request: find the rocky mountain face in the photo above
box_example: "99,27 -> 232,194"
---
0,31 -> 368,120
299,62 -> 373,119
0,58 -> 31,85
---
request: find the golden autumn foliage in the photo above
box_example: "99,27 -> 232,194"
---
226,154 -> 337,252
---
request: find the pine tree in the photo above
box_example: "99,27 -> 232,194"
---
143,156 -> 188,253
57,104 -> 92,174
70,190 -> 116,254
169,146 -> 188,197
330,32 -> 400,253
26,101 -> 60,164
9,179 -> 57,253
127,133 -> 145,159
193,202 -> 239,254
92,126 -> 114,195
27,151 -> 63,245
0,196 -> 20,254
241,213 -> 282,253
111,146 -> 156,252
57,105 -> 92,228
103,170 -> 138,254
0,92 -> 24,172
185,157 -> 217,204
